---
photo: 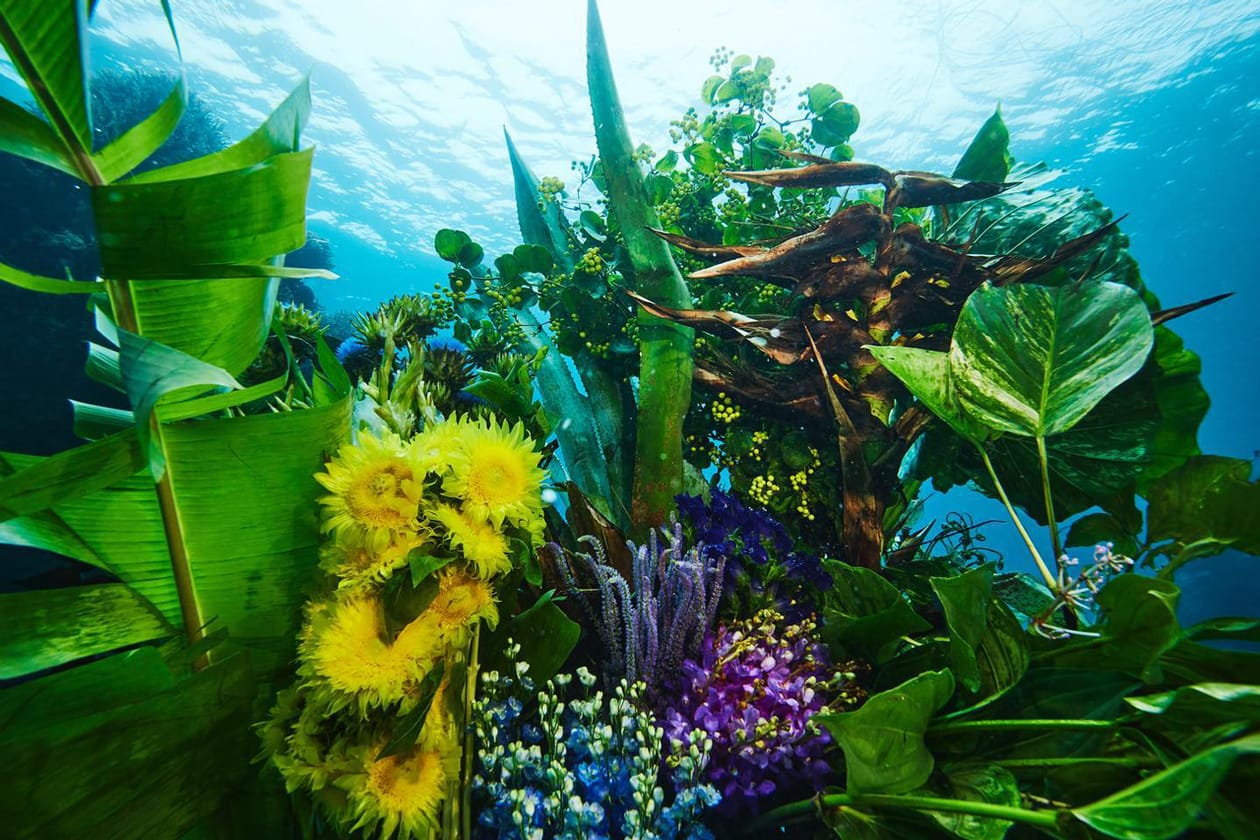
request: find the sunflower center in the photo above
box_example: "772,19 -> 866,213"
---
366,750 -> 445,815
347,465 -> 415,528
465,451 -> 524,505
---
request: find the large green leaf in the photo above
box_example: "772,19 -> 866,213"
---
1054,575 -> 1182,683
950,281 -> 1155,438
932,567 -> 1030,711
0,0 -> 92,154
820,561 -> 932,663
952,107 -> 1012,184
1126,683 -> 1260,726
866,346 -> 992,443
1146,456 -> 1260,567
927,764 -> 1021,840
0,584 -> 173,679
0,647 -> 258,839
931,566 -> 993,693
1072,733 -> 1260,840
587,0 -> 693,526
816,669 -> 956,794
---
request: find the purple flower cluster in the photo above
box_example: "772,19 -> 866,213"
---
660,611 -> 840,815
676,491 -> 831,618
553,522 -> 725,703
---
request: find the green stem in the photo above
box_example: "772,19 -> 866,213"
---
976,443 -> 1056,590
1036,435 -> 1062,561
995,756 -> 1157,769
929,718 -> 1114,737
753,792 -> 1061,832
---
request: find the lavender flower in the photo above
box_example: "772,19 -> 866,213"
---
660,610 -> 860,816
553,520 -> 725,702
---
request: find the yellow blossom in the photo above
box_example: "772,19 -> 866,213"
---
442,416 -> 545,532
428,503 -> 511,578
316,430 -> 424,552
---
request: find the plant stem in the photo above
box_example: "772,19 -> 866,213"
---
752,792 -> 1061,832
929,718 -> 1114,737
975,443 -> 1056,590
460,623 -> 481,840
1036,436 -> 1063,561
995,756 -> 1157,769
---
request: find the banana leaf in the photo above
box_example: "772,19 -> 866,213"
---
0,3 -> 350,835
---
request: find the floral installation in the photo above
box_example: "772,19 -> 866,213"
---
261,413 -> 548,838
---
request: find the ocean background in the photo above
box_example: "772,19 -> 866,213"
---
1,0 -> 1257,615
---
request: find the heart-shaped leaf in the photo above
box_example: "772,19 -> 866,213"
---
950,281 -> 1154,438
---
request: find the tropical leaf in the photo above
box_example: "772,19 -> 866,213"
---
0,0 -> 93,155
1072,733 -> 1260,840
816,669 -> 955,794
950,281 -> 1155,438
0,584 -> 173,680
0,646 -> 258,839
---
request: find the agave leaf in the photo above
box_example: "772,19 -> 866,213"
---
0,584 -> 174,679
502,129 -> 618,517
950,281 -> 1154,438
587,0 -> 694,527
504,127 -> 573,272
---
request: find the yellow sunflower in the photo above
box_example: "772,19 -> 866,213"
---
406,415 -> 469,479
320,528 -> 428,592
442,416 -> 545,532
340,671 -> 463,840
316,430 -> 425,552
298,571 -> 498,716
428,503 -> 511,579
340,741 -> 449,840
425,566 -> 500,634
299,593 -> 443,716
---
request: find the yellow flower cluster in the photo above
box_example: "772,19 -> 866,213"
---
263,414 -> 549,839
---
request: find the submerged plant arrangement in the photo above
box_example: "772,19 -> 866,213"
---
2,1 -> 1259,839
